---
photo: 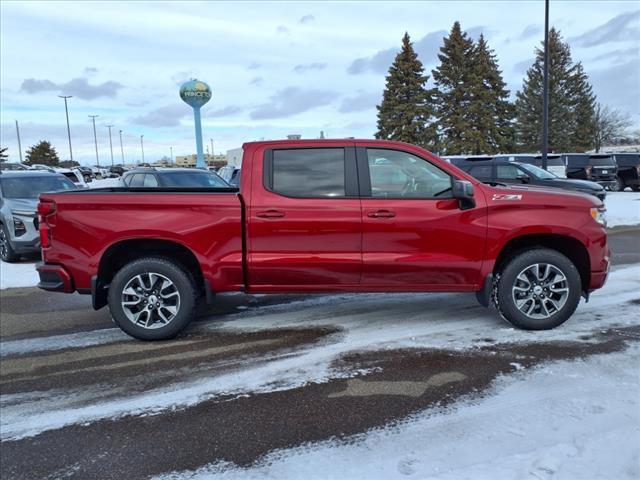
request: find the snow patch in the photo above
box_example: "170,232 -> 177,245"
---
157,344 -> 640,480
0,260 -> 39,289
605,192 -> 640,227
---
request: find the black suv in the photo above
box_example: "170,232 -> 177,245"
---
562,154 -> 618,190
452,158 -> 605,201
613,153 -> 640,191
493,154 -> 566,178
121,168 -> 229,188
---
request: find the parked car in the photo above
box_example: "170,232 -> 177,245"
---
0,171 -> 77,262
28,164 -> 56,172
0,162 -> 28,171
110,165 -> 127,177
455,159 -> 605,201
53,167 -> 88,188
217,165 -> 241,187
120,168 -> 228,188
612,153 -> 640,191
493,154 -> 566,178
76,166 -> 95,182
37,139 -> 609,340
563,153 -> 618,190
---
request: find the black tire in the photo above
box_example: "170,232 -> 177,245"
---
108,257 -> 197,340
495,248 -> 582,330
0,224 -> 20,263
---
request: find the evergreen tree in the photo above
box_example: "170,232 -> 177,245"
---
514,28 -> 596,152
375,32 -> 438,150
0,147 -> 8,162
25,141 -> 60,166
431,22 -> 475,155
466,34 -> 515,154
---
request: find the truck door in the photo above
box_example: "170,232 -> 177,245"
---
358,146 -> 487,289
248,145 -> 362,289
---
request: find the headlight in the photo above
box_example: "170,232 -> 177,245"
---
11,209 -> 36,217
13,218 -> 27,236
590,207 -> 607,227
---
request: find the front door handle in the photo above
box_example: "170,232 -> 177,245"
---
367,209 -> 396,218
256,209 -> 285,219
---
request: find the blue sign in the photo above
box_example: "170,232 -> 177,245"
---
180,79 -> 211,168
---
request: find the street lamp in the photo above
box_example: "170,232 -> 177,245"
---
58,95 -> 74,162
15,120 -> 23,163
119,130 -> 125,164
88,115 -> 100,167
106,125 -> 114,167
541,0 -> 550,170
170,146 -> 173,165
140,135 -> 145,164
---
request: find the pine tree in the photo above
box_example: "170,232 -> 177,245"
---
0,147 -> 8,162
25,141 -> 60,166
515,28 -> 596,152
375,32 -> 438,150
466,34 -> 515,154
431,22 -> 475,155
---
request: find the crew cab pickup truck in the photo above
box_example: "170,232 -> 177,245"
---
36,140 -> 610,340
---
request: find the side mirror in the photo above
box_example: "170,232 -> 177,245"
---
516,174 -> 530,184
452,180 -> 476,210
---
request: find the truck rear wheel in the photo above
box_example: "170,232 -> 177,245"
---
108,257 -> 197,340
495,248 -> 582,330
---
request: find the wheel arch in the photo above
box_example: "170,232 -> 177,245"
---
493,234 -> 590,293
93,238 -> 205,310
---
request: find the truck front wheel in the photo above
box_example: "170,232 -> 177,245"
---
108,257 -> 197,340
495,249 -> 582,330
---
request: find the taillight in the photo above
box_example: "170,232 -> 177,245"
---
636,165 -> 640,175
586,166 -> 593,177
37,201 -> 56,248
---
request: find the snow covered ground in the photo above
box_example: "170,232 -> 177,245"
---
605,191 -> 640,227
0,260 -> 39,290
2,264 -> 639,443
158,345 -> 640,480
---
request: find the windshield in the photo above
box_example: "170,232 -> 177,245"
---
160,171 -> 229,187
1,176 -> 77,198
519,163 -> 558,180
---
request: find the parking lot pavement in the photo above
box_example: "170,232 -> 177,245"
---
1,228 -> 639,479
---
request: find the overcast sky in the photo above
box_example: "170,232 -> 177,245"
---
1,1 -> 638,164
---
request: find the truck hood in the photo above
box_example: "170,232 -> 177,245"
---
543,177 -> 604,192
481,183 -> 602,207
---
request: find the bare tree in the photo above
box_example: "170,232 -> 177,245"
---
593,103 -> 633,152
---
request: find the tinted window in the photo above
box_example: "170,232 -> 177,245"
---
496,165 -> 522,180
615,154 -> 640,167
159,171 -> 228,187
367,149 -> 452,198
590,156 -> 616,167
564,155 -> 589,167
271,148 -> 345,197
128,174 -> 145,187
0,176 -> 76,198
143,174 -> 159,187
466,165 -> 493,180
546,156 -> 564,167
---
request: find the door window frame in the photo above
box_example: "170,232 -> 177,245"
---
356,147 -> 454,199
263,147 -> 359,199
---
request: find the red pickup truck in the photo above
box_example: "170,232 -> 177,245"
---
36,140 -> 610,340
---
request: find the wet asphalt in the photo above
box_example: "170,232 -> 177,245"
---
0,227 -> 638,479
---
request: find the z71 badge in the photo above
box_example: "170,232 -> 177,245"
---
492,194 -> 523,201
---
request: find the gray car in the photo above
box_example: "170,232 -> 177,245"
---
0,171 -> 77,262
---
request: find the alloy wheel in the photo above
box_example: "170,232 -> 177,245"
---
511,263 -> 569,319
121,272 -> 181,329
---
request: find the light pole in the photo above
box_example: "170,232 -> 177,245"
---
119,130 -> 124,164
541,0 -> 550,170
58,95 -> 74,162
140,135 -> 145,164
15,120 -> 23,163
210,138 -> 214,158
88,115 -> 100,167
106,125 -> 114,167
170,146 -> 173,165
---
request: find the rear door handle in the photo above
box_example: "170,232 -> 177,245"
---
367,209 -> 396,218
256,210 -> 285,219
